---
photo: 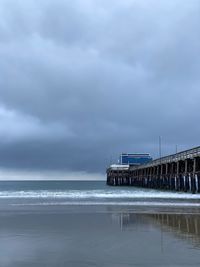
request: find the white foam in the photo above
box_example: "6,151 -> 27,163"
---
1,189 -> 200,199
11,201 -> 200,207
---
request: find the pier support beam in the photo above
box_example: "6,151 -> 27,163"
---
176,161 -> 179,191
184,159 -> 188,192
192,158 -> 197,193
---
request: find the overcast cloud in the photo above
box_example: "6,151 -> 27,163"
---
0,0 -> 200,179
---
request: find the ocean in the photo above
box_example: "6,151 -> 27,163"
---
0,180 -> 200,266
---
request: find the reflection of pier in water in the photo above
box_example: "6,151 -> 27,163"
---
117,213 -> 200,247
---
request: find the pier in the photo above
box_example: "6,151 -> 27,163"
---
106,146 -> 200,193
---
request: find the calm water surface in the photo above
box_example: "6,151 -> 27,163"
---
0,181 -> 200,266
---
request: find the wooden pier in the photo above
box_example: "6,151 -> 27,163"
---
106,146 -> 200,193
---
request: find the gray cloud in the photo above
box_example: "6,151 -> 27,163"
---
0,0 -> 200,176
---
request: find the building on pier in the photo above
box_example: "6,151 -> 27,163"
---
119,153 -> 152,166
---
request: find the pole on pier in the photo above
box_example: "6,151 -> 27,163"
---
159,136 -> 162,189
159,136 -> 162,161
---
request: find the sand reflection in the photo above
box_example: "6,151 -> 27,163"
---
117,212 -> 200,248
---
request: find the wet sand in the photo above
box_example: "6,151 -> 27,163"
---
0,205 -> 200,266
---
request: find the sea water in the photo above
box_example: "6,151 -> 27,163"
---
1,180 -> 200,205
0,180 -> 200,266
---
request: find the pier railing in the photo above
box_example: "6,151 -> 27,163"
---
134,146 -> 200,169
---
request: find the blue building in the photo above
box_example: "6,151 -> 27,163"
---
119,153 -> 152,166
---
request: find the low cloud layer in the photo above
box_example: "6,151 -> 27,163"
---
0,0 -> 200,177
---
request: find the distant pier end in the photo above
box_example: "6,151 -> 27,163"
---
107,152 -> 152,186
106,147 -> 200,193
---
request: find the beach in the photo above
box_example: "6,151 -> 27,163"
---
0,181 -> 200,266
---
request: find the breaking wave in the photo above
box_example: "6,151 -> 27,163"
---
1,189 -> 200,199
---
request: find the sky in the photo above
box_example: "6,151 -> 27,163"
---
0,0 -> 200,180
